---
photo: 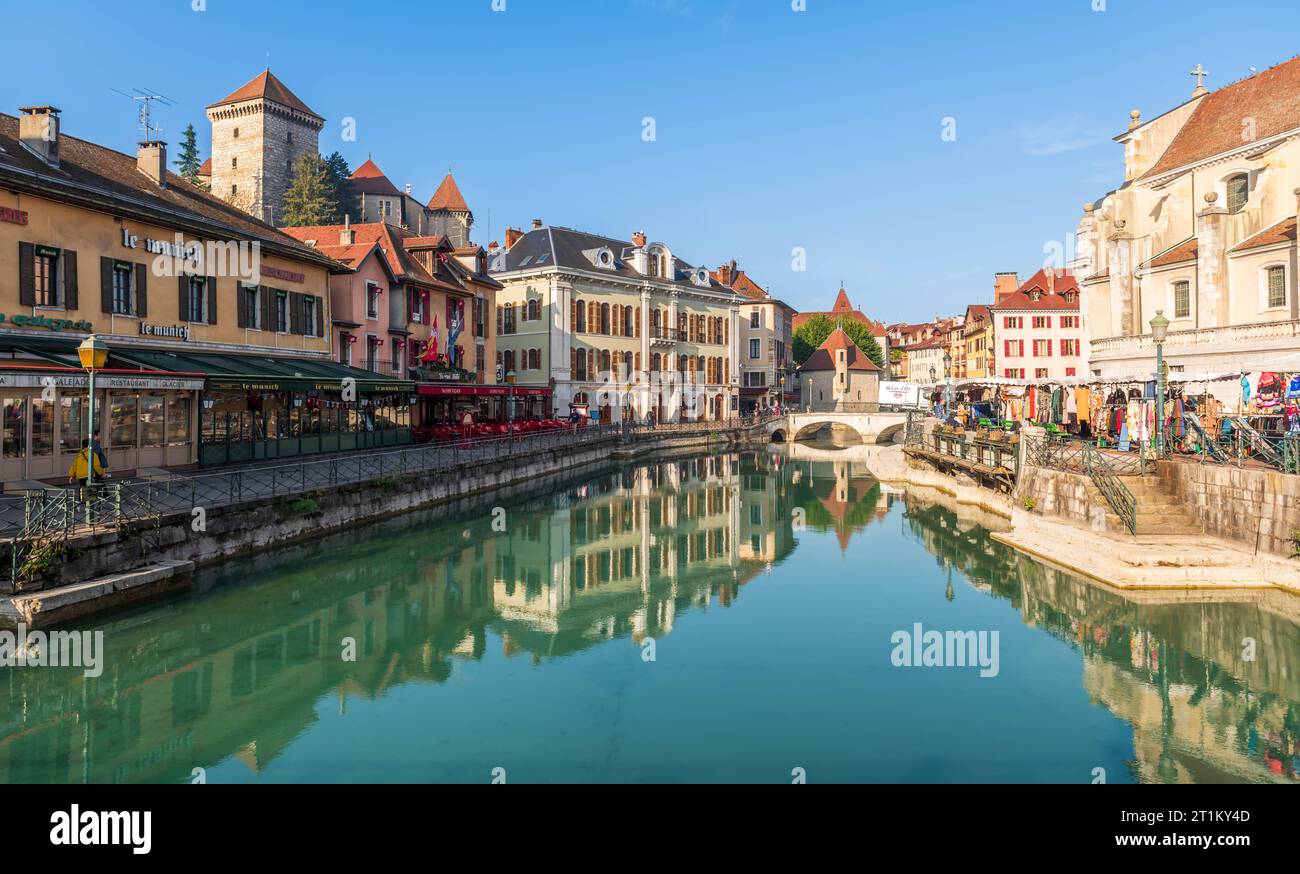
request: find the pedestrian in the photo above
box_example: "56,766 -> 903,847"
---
68,438 -> 105,501
91,428 -> 109,478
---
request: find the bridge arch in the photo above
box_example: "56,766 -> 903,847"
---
790,421 -> 866,444
874,422 -> 907,445
769,428 -> 787,443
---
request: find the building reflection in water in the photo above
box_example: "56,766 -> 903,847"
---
902,488 -> 1300,784
0,450 -> 1295,784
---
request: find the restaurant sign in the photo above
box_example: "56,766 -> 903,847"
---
261,265 -> 305,284
0,314 -> 94,332
0,206 -> 28,226
140,323 -> 190,341
0,373 -> 205,391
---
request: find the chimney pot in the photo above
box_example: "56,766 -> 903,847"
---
18,105 -> 61,166
505,227 -> 524,250
531,218 -> 543,229
136,140 -> 168,187
632,231 -> 647,247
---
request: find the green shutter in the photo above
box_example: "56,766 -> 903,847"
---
62,250 -> 78,310
135,263 -> 148,317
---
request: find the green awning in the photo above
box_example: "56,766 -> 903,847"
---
111,348 -> 414,394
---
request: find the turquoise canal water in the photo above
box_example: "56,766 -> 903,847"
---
2,449 -> 1298,784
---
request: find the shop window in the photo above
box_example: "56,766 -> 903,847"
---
167,395 -> 192,444
30,398 -> 53,458
110,393 -> 138,449
59,394 -> 87,455
4,398 -> 28,458
140,394 -> 165,447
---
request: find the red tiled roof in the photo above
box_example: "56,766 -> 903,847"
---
349,158 -> 402,197
799,327 -> 881,373
992,268 -> 1081,309
198,157 -> 211,177
792,286 -> 885,336
309,241 -> 394,277
1231,217 -> 1297,253
1141,238 -> 1199,269
710,267 -> 769,301
427,172 -> 469,212
208,70 -> 322,120
282,222 -> 458,290
1143,56 -> 1300,179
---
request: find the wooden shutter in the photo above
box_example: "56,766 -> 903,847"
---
100,257 -> 114,313
135,263 -> 148,317
315,296 -> 324,337
570,300 -> 576,332
19,243 -> 36,306
496,305 -> 503,334
178,275 -> 189,321
636,307 -> 641,338
290,292 -> 303,334
63,250 -> 78,310
207,276 -> 218,324
261,286 -> 274,331
237,283 -> 248,328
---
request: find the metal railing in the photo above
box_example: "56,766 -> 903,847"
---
1023,435 -> 1138,535
795,402 -> 881,414
1,418 -> 756,554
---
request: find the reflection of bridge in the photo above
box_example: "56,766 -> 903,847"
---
755,411 -> 909,445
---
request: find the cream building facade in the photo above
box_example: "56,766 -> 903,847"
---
489,225 -> 742,422
1075,57 -> 1300,381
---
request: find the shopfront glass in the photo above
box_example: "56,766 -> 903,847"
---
3,398 -> 25,459
167,395 -> 192,445
140,394 -> 165,448
110,393 -> 138,449
30,397 -> 54,457
59,394 -> 88,455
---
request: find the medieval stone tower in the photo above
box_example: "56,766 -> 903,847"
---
206,70 -> 324,225
425,172 -> 474,246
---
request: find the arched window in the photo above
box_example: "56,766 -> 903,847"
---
528,349 -> 540,370
1227,173 -> 1250,214
527,299 -> 540,321
651,352 -> 660,372
624,307 -> 635,336
600,303 -> 610,335
599,350 -> 611,373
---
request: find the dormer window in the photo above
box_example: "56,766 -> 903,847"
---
599,250 -> 613,267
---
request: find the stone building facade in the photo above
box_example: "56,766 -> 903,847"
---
206,71 -> 324,226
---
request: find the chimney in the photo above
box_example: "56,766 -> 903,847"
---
531,218 -> 543,229
405,183 -> 412,195
136,140 -> 168,187
993,272 -> 1019,303
488,241 -> 499,255
632,231 -> 647,247
505,227 -> 524,249
18,106 -> 61,166
340,215 -> 356,246
717,261 -> 734,287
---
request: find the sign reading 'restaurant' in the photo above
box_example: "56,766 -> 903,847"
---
0,206 -> 28,225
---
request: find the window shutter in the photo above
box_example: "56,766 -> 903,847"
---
237,284 -> 248,328
19,243 -> 36,306
290,292 -> 303,334
207,276 -> 218,324
496,305 -> 502,334
636,307 -> 641,338
570,300 -> 576,332
100,256 -> 114,313
178,275 -> 189,321
315,296 -> 324,337
63,250 -> 78,310
261,286 -> 274,331
135,263 -> 148,317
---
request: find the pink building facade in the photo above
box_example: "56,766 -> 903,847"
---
991,268 -> 1085,381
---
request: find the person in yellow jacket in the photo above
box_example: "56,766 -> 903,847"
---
68,438 -> 105,498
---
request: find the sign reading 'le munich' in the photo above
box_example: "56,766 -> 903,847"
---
0,206 -> 28,226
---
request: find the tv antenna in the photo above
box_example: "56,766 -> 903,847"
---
111,88 -> 175,143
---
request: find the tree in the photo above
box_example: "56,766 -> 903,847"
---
793,314 -> 885,369
280,154 -> 335,227
323,151 -> 360,223
175,123 -> 203,186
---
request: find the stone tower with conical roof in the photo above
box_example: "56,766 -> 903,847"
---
206,70 -> 324,225
425,172 -> 473,246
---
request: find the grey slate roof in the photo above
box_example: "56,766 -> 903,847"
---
491,225 -> 734,294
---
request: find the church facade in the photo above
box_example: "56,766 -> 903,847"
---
1074,57 -> 1300,381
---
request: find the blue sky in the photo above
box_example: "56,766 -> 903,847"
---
5,0 -> 1300,323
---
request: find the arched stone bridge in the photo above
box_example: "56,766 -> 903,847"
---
755,411 -> 910,445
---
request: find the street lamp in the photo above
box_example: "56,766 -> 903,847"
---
1150,310 -> 1170,456
77,334 -> 108,488
942,350 -> 954,415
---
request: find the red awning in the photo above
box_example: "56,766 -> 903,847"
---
417,384 -> 552,397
